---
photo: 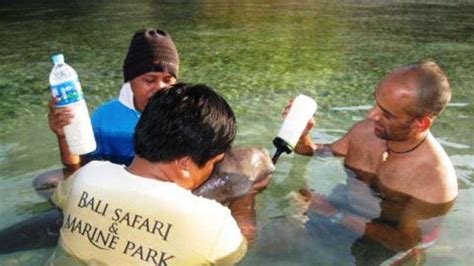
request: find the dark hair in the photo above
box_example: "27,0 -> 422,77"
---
405,61 -> 451,118
134,83 -> 236,167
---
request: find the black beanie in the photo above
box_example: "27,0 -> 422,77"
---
123,28 -> 180,82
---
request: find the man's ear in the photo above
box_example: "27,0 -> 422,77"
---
176,157 -> 192,179
212,153 -> 225,163
415,115 -> 432,132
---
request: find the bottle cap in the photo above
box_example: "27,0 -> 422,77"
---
52,54 -> 64,64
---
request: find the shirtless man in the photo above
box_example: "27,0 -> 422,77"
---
290,61 -> 458,256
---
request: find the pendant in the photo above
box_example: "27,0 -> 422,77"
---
382,151 -> 389,162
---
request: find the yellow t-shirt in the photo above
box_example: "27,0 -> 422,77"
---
50,161 -> 247,266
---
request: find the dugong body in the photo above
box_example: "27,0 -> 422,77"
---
1,146 -> 274,253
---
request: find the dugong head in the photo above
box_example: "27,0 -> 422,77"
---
193,146 -> 275,203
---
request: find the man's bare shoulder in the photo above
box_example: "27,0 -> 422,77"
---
330,119 -> 378,156
425,138 -> 458,203
414,164 -> 457,204
348,119 -> 376,136
407,138 -> 458,204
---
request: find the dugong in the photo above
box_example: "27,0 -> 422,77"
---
1,146 -> 274,254
193,146 -> 275,203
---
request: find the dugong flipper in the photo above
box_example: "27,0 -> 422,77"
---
33,168 -> 74,198
0,209 -> 62,254
193,146 -> 275,203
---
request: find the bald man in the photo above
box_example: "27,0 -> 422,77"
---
289,61 -> 457,259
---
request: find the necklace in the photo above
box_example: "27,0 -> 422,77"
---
382,134 -> 428,162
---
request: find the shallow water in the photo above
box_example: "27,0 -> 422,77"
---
1,0 -> 473,265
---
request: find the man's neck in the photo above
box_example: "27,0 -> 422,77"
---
127,156 -> 173,182
386,131 -> 430,154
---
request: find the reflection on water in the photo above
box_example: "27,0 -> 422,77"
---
1,0 -> 474,265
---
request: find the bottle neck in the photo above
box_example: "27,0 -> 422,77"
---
272,149 -> 283,164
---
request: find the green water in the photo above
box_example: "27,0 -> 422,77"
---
0,0 -> 473,265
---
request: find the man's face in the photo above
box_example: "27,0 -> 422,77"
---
367,72 -> 419,141
130,72 -> 176,111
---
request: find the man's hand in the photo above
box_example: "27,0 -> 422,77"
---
48,98 -> 74,137
48,98 -> 83,169
282,99 -> 316,156
282,98 -> 316,139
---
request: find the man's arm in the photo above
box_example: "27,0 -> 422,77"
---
363,214 -> 421,251
227,175 -> 271,243
56,136 -> 89,171
294,119 -> 358,157
228,194 -> 257,244
48,99 -> 90,172
308,193 -> 427,251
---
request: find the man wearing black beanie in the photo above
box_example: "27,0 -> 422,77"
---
123,28 -> 180,111
46,28 -> 180,176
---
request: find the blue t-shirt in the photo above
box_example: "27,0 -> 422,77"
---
85,99 -> 140,165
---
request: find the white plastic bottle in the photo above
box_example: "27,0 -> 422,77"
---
272,94 -> 317,163
50,54 -> 96,155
